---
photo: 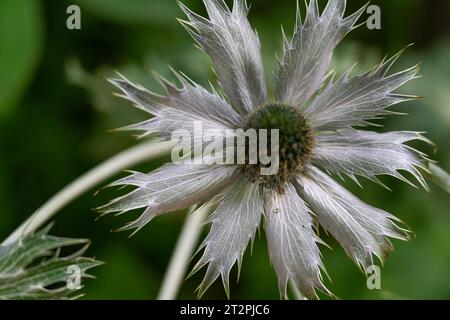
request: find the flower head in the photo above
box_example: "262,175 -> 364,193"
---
102,0 -> 430,299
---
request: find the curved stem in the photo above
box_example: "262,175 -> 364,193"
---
157,204 -> 209,300
2,140 -> 175,246
427,163 -> 450,194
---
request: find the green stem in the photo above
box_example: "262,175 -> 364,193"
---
289,280 -> 305,300
427,163 -> 450,194
2,140 -> 175,246
157,204 -> 210,300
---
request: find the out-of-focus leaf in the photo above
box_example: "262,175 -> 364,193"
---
428,163 -> 450,194
0,224 -> 102,300
0,0 -> 43,118
76,0 -> 178,26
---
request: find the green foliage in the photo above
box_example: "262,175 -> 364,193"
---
76,0 -> 179,26
0,0 -> 42,118
0,224 -> 102,300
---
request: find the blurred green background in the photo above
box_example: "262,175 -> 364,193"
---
1,0 -> 449,299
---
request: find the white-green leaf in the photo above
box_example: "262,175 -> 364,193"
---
0,224 -> 102,300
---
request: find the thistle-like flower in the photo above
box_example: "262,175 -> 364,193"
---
102,0 -> 431,299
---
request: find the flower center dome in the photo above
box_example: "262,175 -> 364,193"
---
243,103 -> 314,191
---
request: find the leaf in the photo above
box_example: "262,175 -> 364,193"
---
76,0 -> 179,26
0,224 -> 102,300
0,0 -> 43,118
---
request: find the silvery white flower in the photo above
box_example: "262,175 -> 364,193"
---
102,0 -> 431,299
